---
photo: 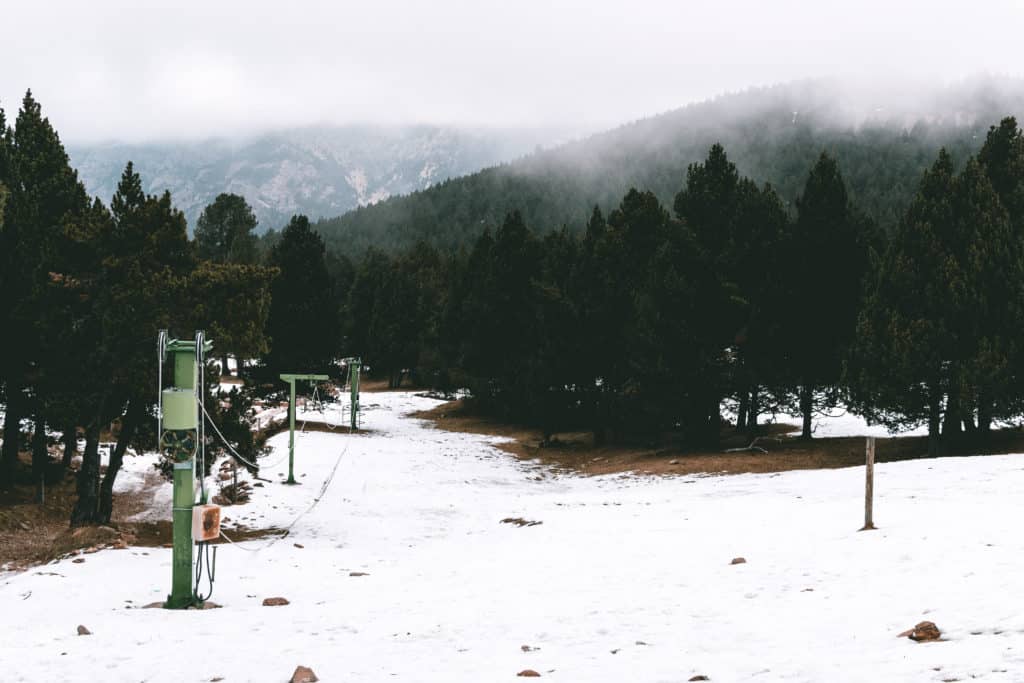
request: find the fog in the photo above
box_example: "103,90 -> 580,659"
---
2,0 -> 1022,143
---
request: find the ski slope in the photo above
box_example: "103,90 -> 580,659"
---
2,392 -> 1024,682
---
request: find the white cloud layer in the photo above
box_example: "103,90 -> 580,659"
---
2,0 -> 1023,142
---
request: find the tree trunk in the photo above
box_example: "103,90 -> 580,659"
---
746,385 -> 760,438
702,391 -> 721,448
799,384 -> 813,440
98,403 -> 142,524
591,388 -> 607,446
736,388 -> 749,432
943,376 -> 962,439
977,388 -> 993,437
927,385 -> 942,458
32,417 -> 47,504
71,422 -> 102,526
61,425 -> 77,469
1,384 -> 23,487
221,354 -> 231,377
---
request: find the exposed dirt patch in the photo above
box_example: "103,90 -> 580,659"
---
413,399 -> 1024,477
0,447 -> 286,569
361,378 -> 416,393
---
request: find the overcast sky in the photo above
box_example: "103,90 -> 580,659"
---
2,0 -> 1023,143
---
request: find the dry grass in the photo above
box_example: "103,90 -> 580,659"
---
413,399 -> 1024,477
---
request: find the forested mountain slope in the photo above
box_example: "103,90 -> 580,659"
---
316,78 -> 1024,254
69,125 -> 564,232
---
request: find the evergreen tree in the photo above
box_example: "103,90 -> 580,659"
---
265,215 -> 340,375
0,91 -> 90,489
850,151 -> 1023,455
195,193 -> 259,265
978,117 -> 1024,225
782,152 -> 875,438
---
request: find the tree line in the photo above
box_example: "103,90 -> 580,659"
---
341,119 -> 1024,458
0,93 -> 279,522
3,87 -> 1024,529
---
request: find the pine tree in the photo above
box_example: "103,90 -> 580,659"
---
265,215 -> 340,375
849,151 -> 1022,455
195,193 -> 259,265
782,152 -> 875,438
0,91 -> 90,489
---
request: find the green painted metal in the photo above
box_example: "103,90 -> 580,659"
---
350,360 -> 361,431
161,336 -> 213,609
279,373 -> 329,485
161,388 -> 197,430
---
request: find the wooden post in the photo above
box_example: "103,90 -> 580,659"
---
861,436 -> 876,530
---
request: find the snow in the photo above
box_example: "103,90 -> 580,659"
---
775,409 -> 930,438
3,392 -> 1024,681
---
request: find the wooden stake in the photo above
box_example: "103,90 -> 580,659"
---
861,436 -> 876,531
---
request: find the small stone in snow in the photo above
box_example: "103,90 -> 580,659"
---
517,670 -> 541,677
689,676 -> 710,681
294,543 -> 304,549
262,597 -> 290,606
730,557 -> 747,565
290,665 -> 319,682
77,625 -> 91,636
898,621 -> 942,642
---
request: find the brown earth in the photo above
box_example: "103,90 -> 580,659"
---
0,450 -> 283,570
413,399 -> 1024,477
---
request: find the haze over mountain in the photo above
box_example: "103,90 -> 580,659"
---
68,125 -> 573,232
314,76 -> 1024,254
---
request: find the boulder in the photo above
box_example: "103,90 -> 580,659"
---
730,557 -> 746,565
290,665 -> 318,683
262,597 -> 290,606
898,621 -> 941,642
76,625 -> 91,636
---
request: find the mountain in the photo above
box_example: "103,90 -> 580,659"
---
68,125 -> 570,232
314,77 -> 1024,254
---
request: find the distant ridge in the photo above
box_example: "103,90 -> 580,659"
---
314,76 -> 1024,254
68,124 -> 569,232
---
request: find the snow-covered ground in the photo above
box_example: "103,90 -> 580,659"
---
2,392 -> 1024,682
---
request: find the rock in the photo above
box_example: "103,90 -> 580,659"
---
898,621 -> 942,642
521,645 -> 538,652
669,459 -> 680,465
689,677 -> 710,681
294,543 -> 304,549
517,670 -> 541,678
349,572 -> 369,577
730,557 -> 746,565
76,625 -> 91,636
290,665 -> 319,683
262,597 -> 290,606
501,517 -> 543,527
71,558 -> 85,564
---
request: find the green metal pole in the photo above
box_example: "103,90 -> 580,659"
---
350,360 -> 361,431
286,377 -> 297,484
166,341 -> 197,609
279,373 -> 327,485
169,458 -> 194,608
